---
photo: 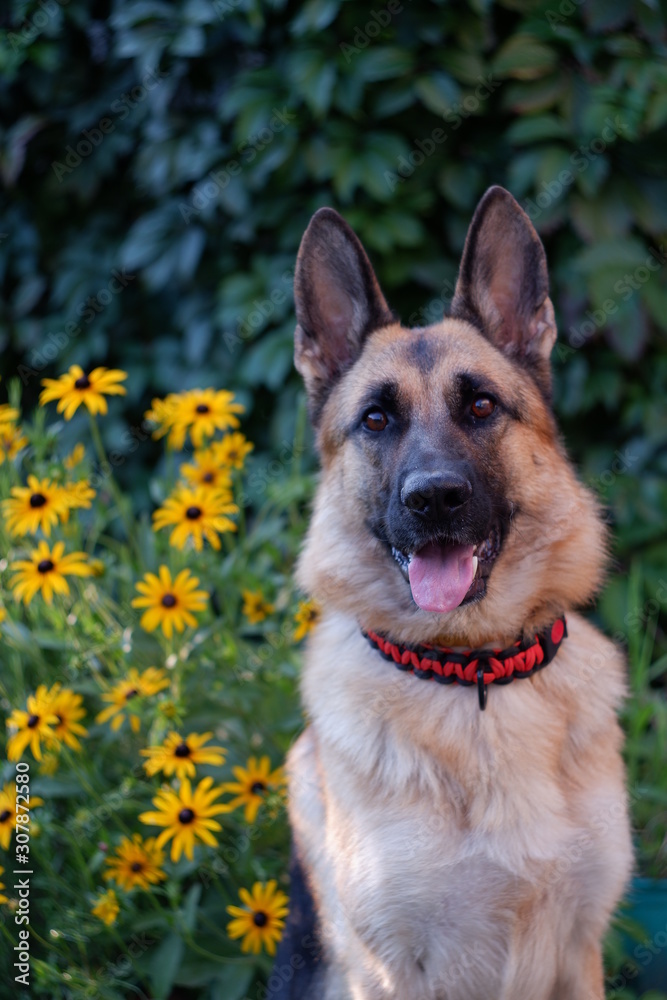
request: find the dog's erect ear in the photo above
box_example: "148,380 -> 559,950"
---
451,186 -> 557,394
294,208 -> 393,420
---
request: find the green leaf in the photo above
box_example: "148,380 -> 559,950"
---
148,932 -> 185,1000
493,35 -> 557,80
209,964 -> 255,1000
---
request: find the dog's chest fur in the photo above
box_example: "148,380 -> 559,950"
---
288,613 -> 631,1000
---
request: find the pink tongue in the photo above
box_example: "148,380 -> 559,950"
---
407,542 -> 475,613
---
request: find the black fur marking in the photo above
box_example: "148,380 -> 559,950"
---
270,843 -> 327,999
405,333 -> 437,373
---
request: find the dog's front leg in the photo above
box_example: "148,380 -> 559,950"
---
550,944 -> 605,1000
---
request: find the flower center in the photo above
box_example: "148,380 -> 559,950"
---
178,808 -> 195,824
124,688 -> 139,700
174,742 -> 191,758
253,911 -> 268,927
250,781 -> 267,796
27,714 -> 40,728
29,493 -> 47,508
75,375 -> 91,389
195,404 -> 209,414
0,810 -> 10,823
202,472 -> 214,483
161,593 -> 177,608
37,559 -> 54,574
227,450 -> 239,461
185,506 -> 202,520
130,861 -> 144,872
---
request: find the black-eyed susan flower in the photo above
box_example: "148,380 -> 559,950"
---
0,403 -> 19,424
131,567 -> 208,638
0,783 -> 42,849
7,686 -> 59,761
10,541 -> 93,605
293,599 -> 320,641
0,421 -> 28,464
140,731 -> 226,780
139,776 -> 228,862
212,432 -> 254,470
180,449 -> 233,491
40,365 -> 127,420
103,834 -> 166,892
174,388 -> 244,449
63,442 -> 86,470
144,395 -> 181,443
220,755 -> 286,823
60,479 -> 96,512
0,605 -> 6,625
91,889 -> 119,926
152,486 -> 238,552
0,865 -> 8,905
242,589 -> 275,625
44,683 -> 88,751
0,783 -> 17,849
96,667 -> 169,733
226,881 -> 289,956
3,475 -> 72,536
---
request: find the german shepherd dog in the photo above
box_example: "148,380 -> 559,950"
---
275,187 -> 632,1000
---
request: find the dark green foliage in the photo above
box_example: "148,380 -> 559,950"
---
1,0 -> 666,992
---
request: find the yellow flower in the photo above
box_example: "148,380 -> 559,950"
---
91,889 -> 119,926
3,475 -> 72,536
0,605 -> 6,625
7,686 -> 59,761
0,404 -> 20,424
147,388 -> 244,450
180,449 -> 233,491
141,731 -> 226,780
0,783 -> 42,849
220,755 -> 286,823
44,683 -> 88,751
0,865 -> 8,905
40,365 -> 127,420
139,777 -> 228,862
63,443 -> 86,469
226,881 -> 289,956
152,486 -> 238,552
103,834 -> 166,892
212,432 -> 254,470
242,590 -> 275,625
39,753 -> 59,776
132,567 -> 208,638
10,540 -> 93,604
60,479 -> 96,512
96,667 -> 169,733
144,395 -> 181,443
0,422 -> 28,464
293,600 -> 320,641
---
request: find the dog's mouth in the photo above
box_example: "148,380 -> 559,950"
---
390,528 -> 502,613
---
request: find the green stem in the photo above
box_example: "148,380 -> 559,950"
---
88,414 -> 137,554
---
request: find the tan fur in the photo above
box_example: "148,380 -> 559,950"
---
287,196 -> 632,999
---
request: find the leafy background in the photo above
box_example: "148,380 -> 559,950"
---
1,0 -> 666,996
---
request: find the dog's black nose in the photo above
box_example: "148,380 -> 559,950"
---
401,471 -> 472,519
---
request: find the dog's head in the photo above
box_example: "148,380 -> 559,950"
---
294,186 -> 606,646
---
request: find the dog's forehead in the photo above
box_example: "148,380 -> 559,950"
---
350,318 -> 509,395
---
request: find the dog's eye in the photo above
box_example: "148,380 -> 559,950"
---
363,408 -> 388,432
470,395 -> 495,419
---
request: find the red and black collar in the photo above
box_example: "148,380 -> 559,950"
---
363,616 -> 567,711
